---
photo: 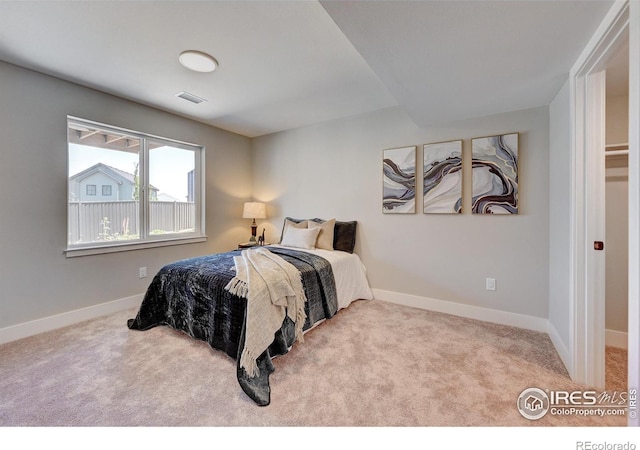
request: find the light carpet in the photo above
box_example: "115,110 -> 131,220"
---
606,345 -> 628,393
0,299 -> 627,426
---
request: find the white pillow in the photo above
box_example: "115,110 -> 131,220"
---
308,218 -> 335,250
280,227 -> 321,250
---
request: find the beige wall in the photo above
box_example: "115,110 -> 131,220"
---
606,94 -> 629,145
0,61 -> 252,328
252,106 -> 550,318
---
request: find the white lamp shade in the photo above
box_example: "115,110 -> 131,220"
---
242,202 -> 266,219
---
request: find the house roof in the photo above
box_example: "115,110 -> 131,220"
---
70,163 -> 131,185
157,192 -> 182,202
70,163 -> 158,192
0,1 -> 617,137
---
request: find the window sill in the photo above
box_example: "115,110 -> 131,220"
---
65,235 -> 207,258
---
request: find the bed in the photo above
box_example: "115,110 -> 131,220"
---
127,218 -> 373,405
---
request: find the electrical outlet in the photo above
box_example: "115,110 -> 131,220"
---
486,278 -> 496,291
139,267 -> 147,278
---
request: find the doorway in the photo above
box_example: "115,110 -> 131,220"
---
604,39 -> 629,390
571,0 -> 639,427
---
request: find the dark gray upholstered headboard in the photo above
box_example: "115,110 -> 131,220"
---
280,217 -> 357,253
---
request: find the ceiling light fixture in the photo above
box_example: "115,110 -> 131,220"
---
178,50 -> 218,73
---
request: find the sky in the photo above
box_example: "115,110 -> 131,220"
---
69,143 -> 195,201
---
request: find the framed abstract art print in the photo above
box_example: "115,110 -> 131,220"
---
423,140 -> 463,214
471,133 -> 519,214
383,146 -> 416,214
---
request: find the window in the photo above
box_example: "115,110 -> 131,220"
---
67,116 -> 205,256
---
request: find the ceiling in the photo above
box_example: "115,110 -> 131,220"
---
0,1 -> 617,138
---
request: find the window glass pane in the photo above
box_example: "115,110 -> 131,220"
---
67,117 -> 204,255
148,142 -> 196,236
68,122 -> 141,246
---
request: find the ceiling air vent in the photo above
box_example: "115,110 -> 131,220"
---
175,91 -> 207,104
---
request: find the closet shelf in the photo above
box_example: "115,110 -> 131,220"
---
605,143 -> 628,157
605,143 -> 628,149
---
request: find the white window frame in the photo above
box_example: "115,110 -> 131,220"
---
66,116 -> 206,257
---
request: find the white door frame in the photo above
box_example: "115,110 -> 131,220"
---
569,0 -> 628,388
627,0 -> 640,428
570,0 -> 639,426
583,69 -> 607,389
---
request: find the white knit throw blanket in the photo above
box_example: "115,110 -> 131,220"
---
224,247 -> 307,377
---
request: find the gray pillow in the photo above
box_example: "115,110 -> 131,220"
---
333,220 -> 357,253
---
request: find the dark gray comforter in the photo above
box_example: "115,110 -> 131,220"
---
127,246 -> 338,406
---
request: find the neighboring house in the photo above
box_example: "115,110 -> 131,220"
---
68,163 -> 158,202
157,192 -> 182,202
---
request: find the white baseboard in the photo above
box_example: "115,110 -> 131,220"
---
0,294 -> 143,345
372,288 -> 548,332
546,320 -> 572,376
606,329 -> 628,349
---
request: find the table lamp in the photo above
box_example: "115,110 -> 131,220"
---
242,202 -> 266,242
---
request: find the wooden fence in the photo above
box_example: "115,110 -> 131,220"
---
68,201 -> 195,244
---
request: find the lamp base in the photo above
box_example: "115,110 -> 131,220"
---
250,222 -> 257,242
